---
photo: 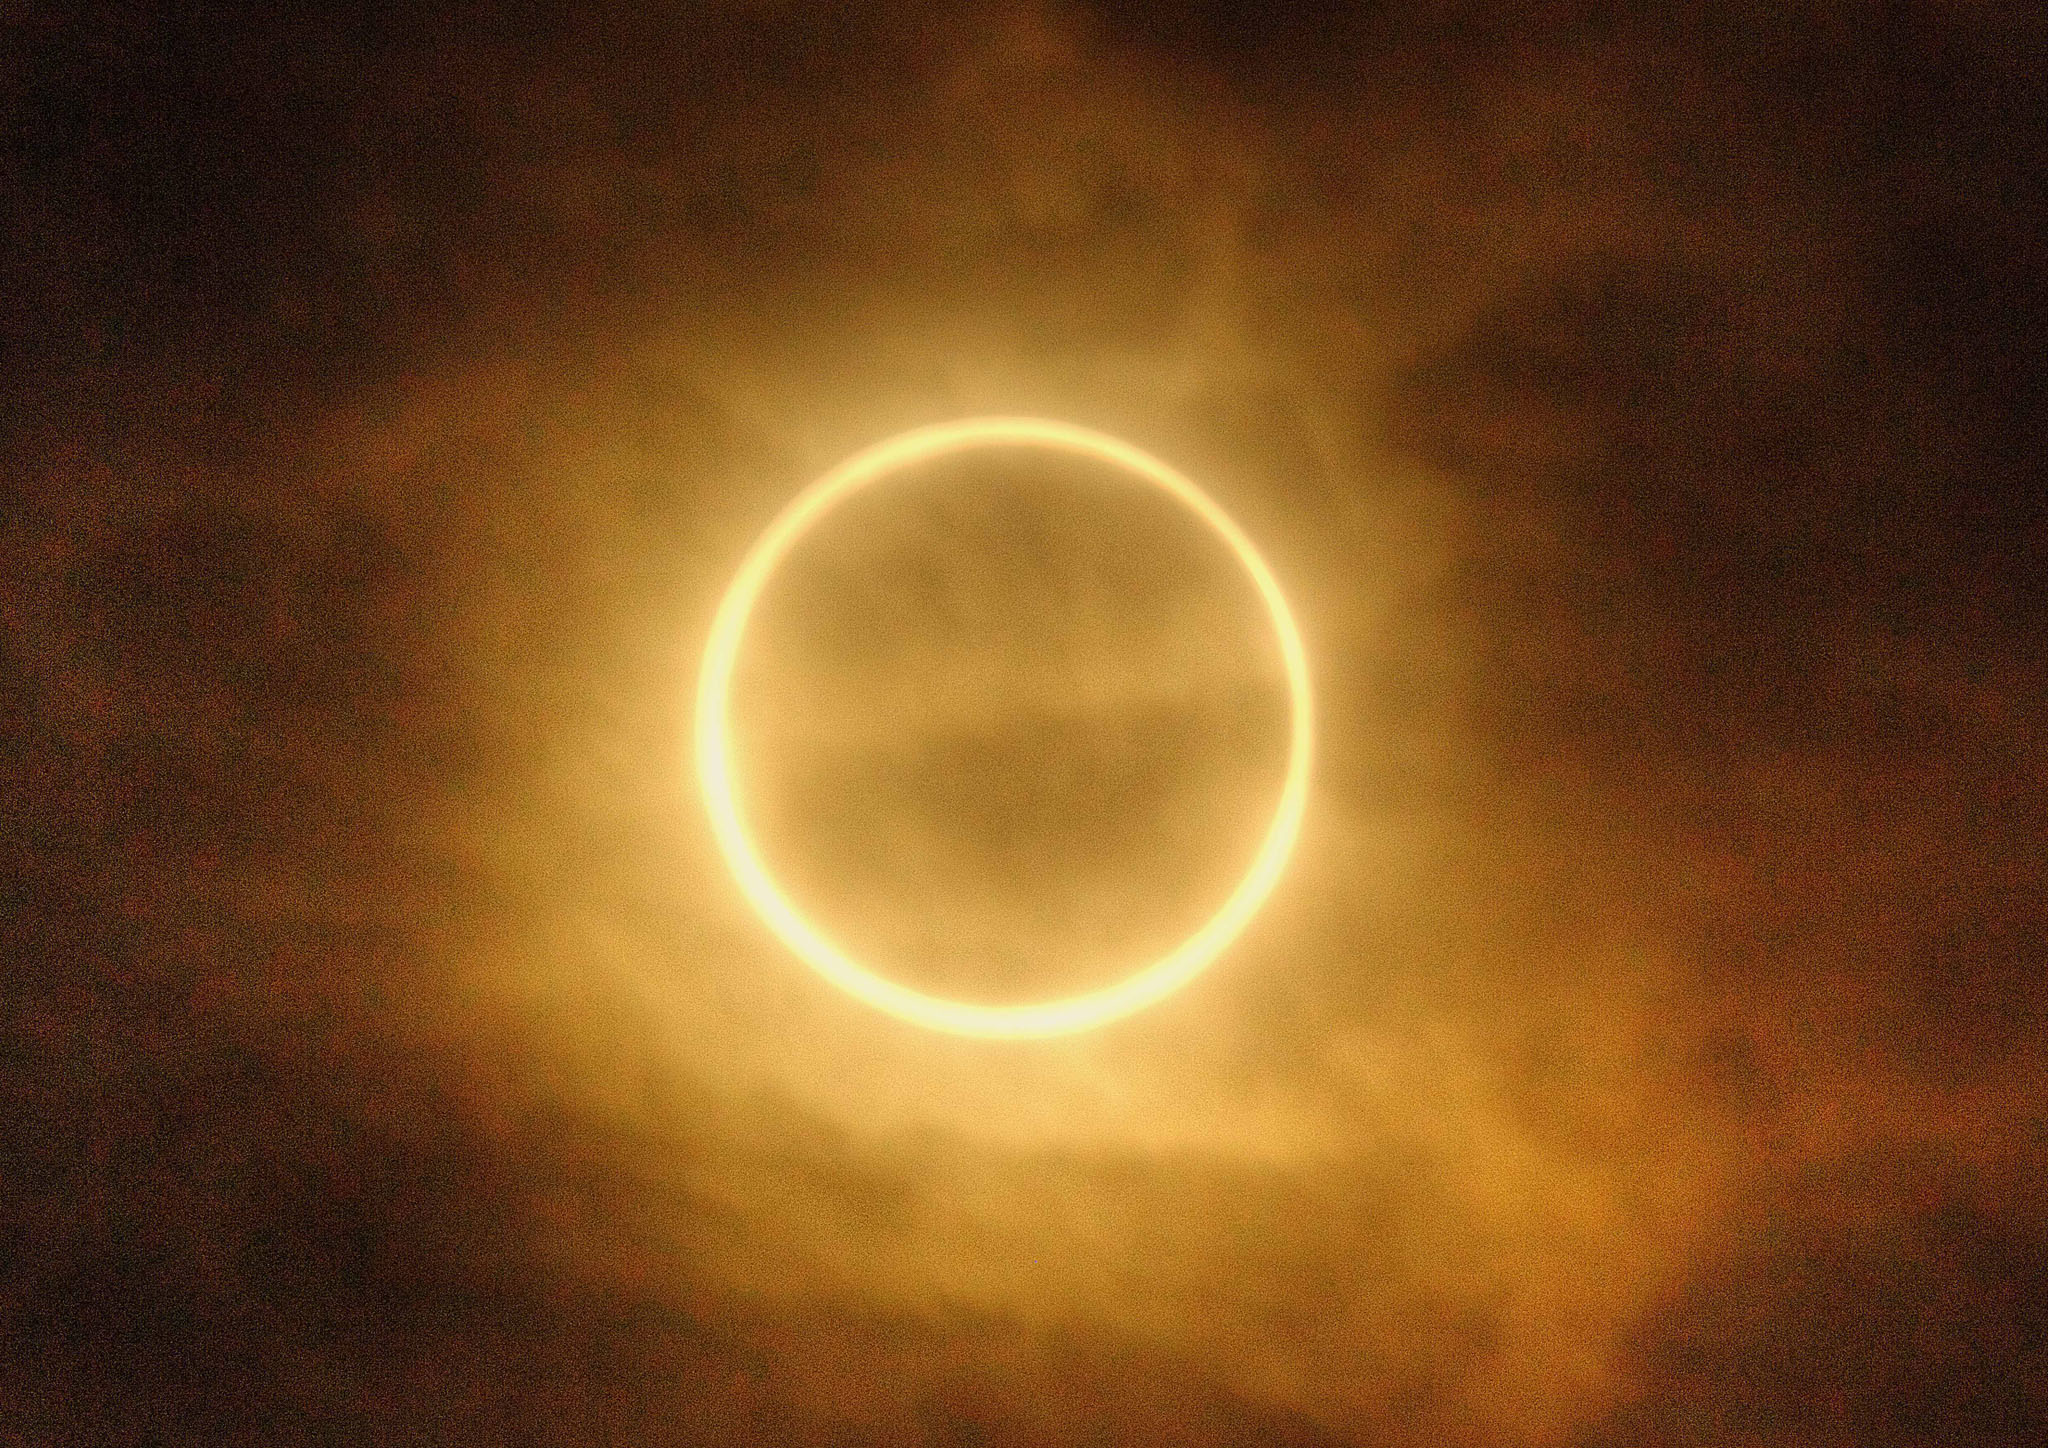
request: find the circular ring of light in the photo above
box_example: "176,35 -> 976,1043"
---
695,417 -> 1313,1038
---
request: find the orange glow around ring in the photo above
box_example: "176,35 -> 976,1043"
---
694,417 -> 1313,1038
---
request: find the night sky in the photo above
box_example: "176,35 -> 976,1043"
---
5,3 -> 2046,1444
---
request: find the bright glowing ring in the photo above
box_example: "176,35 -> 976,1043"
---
695,417 -> 1312,1038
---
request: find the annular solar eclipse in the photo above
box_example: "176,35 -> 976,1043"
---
695,417 -> 1313,1037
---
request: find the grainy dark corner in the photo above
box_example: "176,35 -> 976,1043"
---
5,2 -> 2045,1444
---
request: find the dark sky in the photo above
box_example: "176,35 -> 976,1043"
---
5,3 -> 2046,1444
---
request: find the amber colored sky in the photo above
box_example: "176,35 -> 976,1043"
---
4,3 -> 2046,1444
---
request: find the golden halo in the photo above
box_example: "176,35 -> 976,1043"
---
695,417 -> 1313,1038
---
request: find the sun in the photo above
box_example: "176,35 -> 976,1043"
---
694,417 -> 1313,1038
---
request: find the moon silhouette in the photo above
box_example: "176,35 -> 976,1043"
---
695,417 -> 1313,1038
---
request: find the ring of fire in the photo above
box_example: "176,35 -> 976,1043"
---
694,417 -> 1313,1038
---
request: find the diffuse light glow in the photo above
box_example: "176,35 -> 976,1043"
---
695,417 -> 1312,1038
